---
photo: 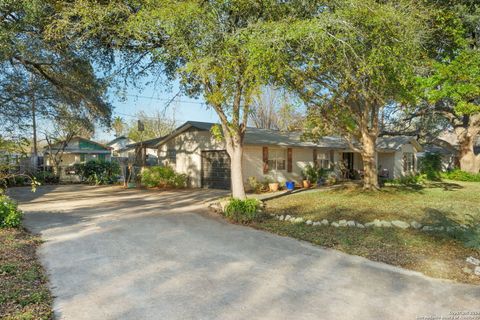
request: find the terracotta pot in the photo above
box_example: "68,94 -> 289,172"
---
302,180 -> 311,188
268,182 -> 279,192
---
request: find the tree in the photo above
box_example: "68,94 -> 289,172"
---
414,1 -> 480,173
51,0 -> 318,199
0,0 -> 113,141
255,0 -> 426,189
112,116 -> 126,138
126,111 -> 175,141
43,106 -> 95,175
249,87 -> 304,131
419,49 -> 480,173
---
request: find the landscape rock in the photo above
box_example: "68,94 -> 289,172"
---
306,220 -> 313,225
391,220 -> 410,229
410,221 -> 422,229
475,266 -> 480,276
466,256 -> 480,266
285,215 -> 292,221
347,220 -> 356,227
356,223 -> 365,228
331,222 -> 340,227
463,267 -> 473,275
373,219 -> 383,227
422,226 -> 435,231
279,215 -> 285,221
338,220 -> 347,227
294,217 -> 304,223
380,221 -> 392,228
312,222 -> 321,226
365,222 -> 375,227
321,219 -> 329,225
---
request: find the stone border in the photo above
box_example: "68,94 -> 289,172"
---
270,214 -> 469,233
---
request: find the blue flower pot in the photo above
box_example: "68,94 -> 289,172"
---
285,181 -> 295,190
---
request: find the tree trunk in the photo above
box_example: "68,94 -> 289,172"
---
227,142 -> 246,200
457,133 -> 480,173
360,131 -> 379,190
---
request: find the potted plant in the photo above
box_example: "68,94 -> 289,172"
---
302,165 -> 317,188
266,177 -> 279,192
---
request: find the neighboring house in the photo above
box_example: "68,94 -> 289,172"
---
106,136 -> 136,157
118,137 -> 166,165
155,121 -> 422,189
44,137 -> 112,181
418,132 -> 480,171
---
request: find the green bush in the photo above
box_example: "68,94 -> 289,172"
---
388,173 -> 427,186
419,153 -> 442,181
0,195 -> 22,228
224,198 -> 262,223
75,160 -> 121,185
441,169 -> 480,182
33,171 -> 59,184
140,166 -> 187,188
248,176 -> 265,193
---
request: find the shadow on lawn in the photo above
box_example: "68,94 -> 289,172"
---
384,181 -> 464,194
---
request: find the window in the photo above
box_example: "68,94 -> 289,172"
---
268,149 -> 286,171
80,154 -> 86,162
403,153 -> 415,172
315,152 -> 330,169
167,149 -> 176,165
98,154 -> 105,161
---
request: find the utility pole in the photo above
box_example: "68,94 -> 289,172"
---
30,74 -> 38,173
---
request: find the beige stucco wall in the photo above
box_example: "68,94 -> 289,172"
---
378,152 -> 395,178
243,146 -> 316,186
158,128 -> 421,188
158,129 -> 226,187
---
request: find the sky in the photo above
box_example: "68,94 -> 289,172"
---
94,79 -> 220,142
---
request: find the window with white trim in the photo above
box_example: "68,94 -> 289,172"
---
403,152 -> 415,172
315,152 -> 330,169
268,149 -> 286,171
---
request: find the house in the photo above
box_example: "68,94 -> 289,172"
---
155,121 -> 422,189
418,132 -> 480,171
118,136 -> 166,165
106,136 -> 136,157
44,137 -> 112,181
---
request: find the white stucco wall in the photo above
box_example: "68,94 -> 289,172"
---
393,143 -> 418,178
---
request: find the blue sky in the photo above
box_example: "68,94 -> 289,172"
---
95,79 -> 220,141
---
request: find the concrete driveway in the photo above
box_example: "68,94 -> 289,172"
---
9,185 -> 480,320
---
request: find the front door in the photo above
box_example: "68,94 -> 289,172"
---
342,152 -> 355,179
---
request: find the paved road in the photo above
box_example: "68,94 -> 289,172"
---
9,185 -> 480,320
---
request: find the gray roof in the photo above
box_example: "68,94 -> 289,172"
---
106,136 -> 130,146
156,121 -> 421,151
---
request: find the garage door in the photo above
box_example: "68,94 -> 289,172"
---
201,150 -> 231,189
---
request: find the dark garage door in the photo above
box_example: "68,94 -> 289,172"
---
201,150 -> 231,190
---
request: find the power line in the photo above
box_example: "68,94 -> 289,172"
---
124,94 -> 205,105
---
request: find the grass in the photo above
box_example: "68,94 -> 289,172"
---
254,180 -> 480,284
0,228 -> 53,320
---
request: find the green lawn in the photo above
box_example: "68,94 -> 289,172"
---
0,228 -> 53,320
254,181 -> 480,284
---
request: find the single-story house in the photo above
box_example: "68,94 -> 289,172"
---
44,137 -> 112,181
155,121 -> 422,189
106,136 -> 136,157
418,132 -> 480,171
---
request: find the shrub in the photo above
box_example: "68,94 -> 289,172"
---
248,176 -> 264,193
302,165 -> 318,183
388,173 -> 427,186
0,195 -> 22,228
419,153 -> 442,181
140,166 -> 187,188
75,160 -> 121,185
441,169 -> 480,182
33,171 -> 59,184
224,198 -> 262,223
